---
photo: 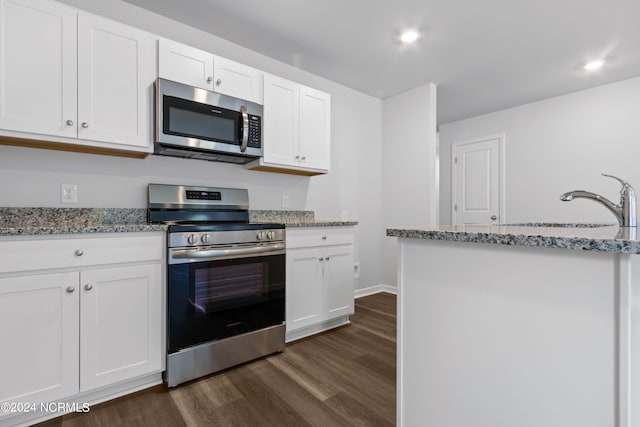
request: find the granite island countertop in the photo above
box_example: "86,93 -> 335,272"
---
386,222 -> 640,254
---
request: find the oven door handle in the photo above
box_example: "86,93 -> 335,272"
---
170,242 -> 285,263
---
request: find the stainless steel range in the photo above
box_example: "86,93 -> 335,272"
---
148,184 -> 285,387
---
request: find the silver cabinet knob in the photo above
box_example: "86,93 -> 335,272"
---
295,155 -> 300,160
66,120 -> 74,126
66,286 -> 75,293
84,284 -> 93,291
81,122 -> 88,128
206,76 -> 213,83
216,79 -> 222,86
75,249 -> 84,256
301,156 -> 306,161
318,257 -> 324,261
491,215 -> 498,220
321,236 -> 327,240
325,257 -> 330,261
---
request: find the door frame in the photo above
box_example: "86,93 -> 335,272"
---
451,133 -> 506,225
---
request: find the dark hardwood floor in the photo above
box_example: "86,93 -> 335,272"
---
37,292 -> 396,427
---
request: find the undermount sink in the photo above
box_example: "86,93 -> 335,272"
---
502,223 -> 614,228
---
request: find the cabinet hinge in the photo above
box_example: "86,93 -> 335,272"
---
454,157 -> 458,164
454,204 -> 458,212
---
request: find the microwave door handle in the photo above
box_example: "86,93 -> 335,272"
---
240,105 -> 249,153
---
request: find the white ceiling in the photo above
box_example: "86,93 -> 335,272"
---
123,0 -> 640,124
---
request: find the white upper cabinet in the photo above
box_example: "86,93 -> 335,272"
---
248,73 -> 330,175
0,0 -> 155,153
158,39 -> 263,104
262,74 -> 300,166
212,55 -> 263,104
299,86 -> 331,171
0,0 -> 77,138
158,39 -> 214,90
78,13 -> 155,149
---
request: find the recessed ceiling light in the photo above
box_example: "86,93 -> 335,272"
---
400,30 -> 419,44
583,59 -> 605,71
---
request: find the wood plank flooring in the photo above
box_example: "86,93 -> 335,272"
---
37,292 -> 396,427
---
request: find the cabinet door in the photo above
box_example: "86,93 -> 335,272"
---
299,85 -> 330,171
158,39 -> 214,90
0,0 -> 77,137
213,55 -> 263,104
77,13 -> 154,149
262,74 -> 299,166
286,247 -> 324,332
324,245 -> 354,319
0,273 -> 79,407
79,264 -> 162,392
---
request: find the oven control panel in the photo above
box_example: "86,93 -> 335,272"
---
169,229 -> 285,248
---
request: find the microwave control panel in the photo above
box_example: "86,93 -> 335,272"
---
247,115 -> 261,148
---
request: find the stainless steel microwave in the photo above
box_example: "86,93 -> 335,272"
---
154,78 -> 263,164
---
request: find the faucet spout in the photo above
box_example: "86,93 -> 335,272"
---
560,174 -> 637,227
559,190 -> 623,224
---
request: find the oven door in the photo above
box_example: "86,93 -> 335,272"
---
167,245 -> 285,354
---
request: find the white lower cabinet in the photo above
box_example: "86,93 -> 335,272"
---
0,233 -> 164,425
79,264 -> 162,392
0,272 -> 80,406
286,227 -> 354,341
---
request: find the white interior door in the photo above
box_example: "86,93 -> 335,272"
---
452,136 -> 503,225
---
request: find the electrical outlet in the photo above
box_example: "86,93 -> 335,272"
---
61,184 -> 77,203
353,262 -> 360,279
282,195 -> 289,209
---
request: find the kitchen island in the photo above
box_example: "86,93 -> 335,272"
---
387,223 -> 640,427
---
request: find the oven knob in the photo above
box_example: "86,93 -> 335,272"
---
201,233 -> 211,244
256,231 -> 264,240
267,231 -> 275,240
187,233 -> 199,245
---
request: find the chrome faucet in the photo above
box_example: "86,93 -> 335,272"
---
560,174 -> 637,227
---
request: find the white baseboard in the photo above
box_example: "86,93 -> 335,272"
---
286,316 -> 350,343
354,284 -> 397,299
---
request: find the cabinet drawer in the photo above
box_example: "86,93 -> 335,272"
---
0,234 -> 163,274
286,227 -> 354,249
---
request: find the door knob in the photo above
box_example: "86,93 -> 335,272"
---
490,215 -> 497,220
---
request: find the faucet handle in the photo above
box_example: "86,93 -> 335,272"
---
602,173 -> 635,195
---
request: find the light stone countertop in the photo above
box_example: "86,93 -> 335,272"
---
0,208 -> 356,236
386,222 -> 640,254
0,208 -> 166,236
249,210 -> 357,228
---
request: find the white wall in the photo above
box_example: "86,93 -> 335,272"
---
439,75 -> 640,225
382,83 -> 438,286
0,0 -> 384,291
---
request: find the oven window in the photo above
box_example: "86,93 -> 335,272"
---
191,263 -> 265,314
